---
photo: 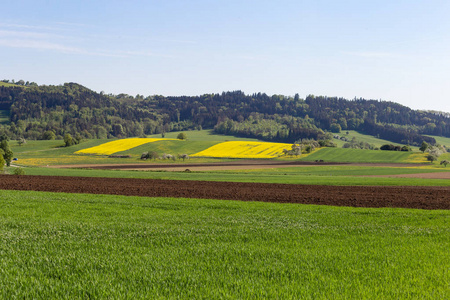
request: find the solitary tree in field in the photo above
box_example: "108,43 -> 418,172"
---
64,133 -> 74,147
420,141 -> 429,153
17,137 -> 26,146
177,132 -> 187,140
440,160 -> 449,167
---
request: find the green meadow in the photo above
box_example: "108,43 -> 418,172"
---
0,82 -> 24,88
428,135 -> 450,148
146,130 -> 260,142
301,147 -> 420,163
0,190 -> 448,299
331,130 -> 419,149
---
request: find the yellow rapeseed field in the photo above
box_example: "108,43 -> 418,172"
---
76,138 -> 168,155
192,141 -> 293,159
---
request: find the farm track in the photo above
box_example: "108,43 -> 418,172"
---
1,175 -> 449,210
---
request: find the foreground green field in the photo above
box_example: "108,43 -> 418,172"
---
0,190 -> 448,299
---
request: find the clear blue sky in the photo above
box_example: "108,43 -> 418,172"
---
1,0 -> 450,112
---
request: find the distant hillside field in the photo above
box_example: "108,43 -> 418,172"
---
301,147 -> 425,163
332,130 -> 420,151
192,141 -> 293,159
146,130 -> 261,142
427,135 -> 450,148
0,82 -> 24,88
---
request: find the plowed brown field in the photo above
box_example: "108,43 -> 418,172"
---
1,175 -> 449,210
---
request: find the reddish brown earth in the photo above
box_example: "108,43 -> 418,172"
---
1,175 -> 449,210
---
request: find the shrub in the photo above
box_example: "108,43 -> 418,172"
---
141,152 -> 149,160
12,167 -> 25,175
177,132 -> 187,140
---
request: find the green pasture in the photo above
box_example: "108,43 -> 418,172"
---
146,129 -> 260,142
0,82 -> 24,88
332,130 -> 414,148
0,110 -> 9,124
0,190 -> 448,299
115,139 -> 220,157
301,147 -> 419,163
428,135 -> 450,148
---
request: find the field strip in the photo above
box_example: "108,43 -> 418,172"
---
1,175 -> 449,209
75,138 -> 174,155
363,172 -> 450,179
192,141 -> 293,158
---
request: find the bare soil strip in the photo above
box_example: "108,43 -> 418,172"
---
1,175 -> 448,210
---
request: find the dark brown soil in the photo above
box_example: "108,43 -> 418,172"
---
1,175 -> 449,210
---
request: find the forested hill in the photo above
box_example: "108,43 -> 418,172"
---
0,81 -> 449,146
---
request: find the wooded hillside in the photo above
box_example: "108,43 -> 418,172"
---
1,81 -> 448,146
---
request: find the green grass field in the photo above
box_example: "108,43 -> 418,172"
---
115,139 -> 221,157
332,130 -> 417,149
301,147 -> 421,163
0,190 -> 448,299
0,82 -> 24,88
146,130 -> 260,142
428,135 -> 450,148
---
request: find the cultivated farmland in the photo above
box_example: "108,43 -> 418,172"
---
192,141 -> 295,158
3,134 -> 450,299
76,138 -> 172,155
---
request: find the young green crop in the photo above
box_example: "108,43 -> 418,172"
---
0,190 -> 448,298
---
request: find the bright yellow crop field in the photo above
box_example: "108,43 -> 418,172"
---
76,138 -> 169,155
192,141 -> 293,159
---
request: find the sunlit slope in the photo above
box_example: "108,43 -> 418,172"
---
192,141 -> 292,159
301,147 -> 423,163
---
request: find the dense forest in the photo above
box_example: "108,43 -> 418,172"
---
1,80 -> 449,146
